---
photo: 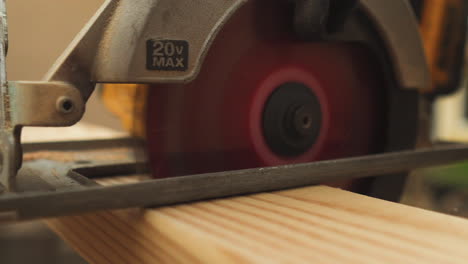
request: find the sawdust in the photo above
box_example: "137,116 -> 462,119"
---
24,149 -> 130,163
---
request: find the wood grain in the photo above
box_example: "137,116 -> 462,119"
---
46,183 -> 468,264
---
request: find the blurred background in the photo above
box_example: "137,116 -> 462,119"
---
2,1 -> 468,264
6,0 -> 121,132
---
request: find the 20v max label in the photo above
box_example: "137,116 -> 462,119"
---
146,39 -> 189,71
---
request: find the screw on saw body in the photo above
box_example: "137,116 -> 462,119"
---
56,96 -> 74,114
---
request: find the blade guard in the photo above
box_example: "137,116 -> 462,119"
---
45,0 -> 429,98
44,0 -> 248,100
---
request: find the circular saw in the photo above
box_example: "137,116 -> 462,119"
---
2,0 -> 468,221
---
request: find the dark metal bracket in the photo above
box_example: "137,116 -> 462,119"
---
2,138 -> 468,222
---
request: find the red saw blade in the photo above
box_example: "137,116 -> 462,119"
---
145,0 -> 386,188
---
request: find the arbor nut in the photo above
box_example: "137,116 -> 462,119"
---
56,96 -> 75,114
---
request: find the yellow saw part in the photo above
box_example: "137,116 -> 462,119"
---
101,84 -> 148,138
419,0 -> 467,93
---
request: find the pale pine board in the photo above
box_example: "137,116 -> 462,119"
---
46,185 -> 468,264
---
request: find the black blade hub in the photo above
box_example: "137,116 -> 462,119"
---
262,82 -> 322,157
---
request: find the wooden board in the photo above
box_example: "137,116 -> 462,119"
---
46,184 -> 468,264
29,123 -> 468,263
